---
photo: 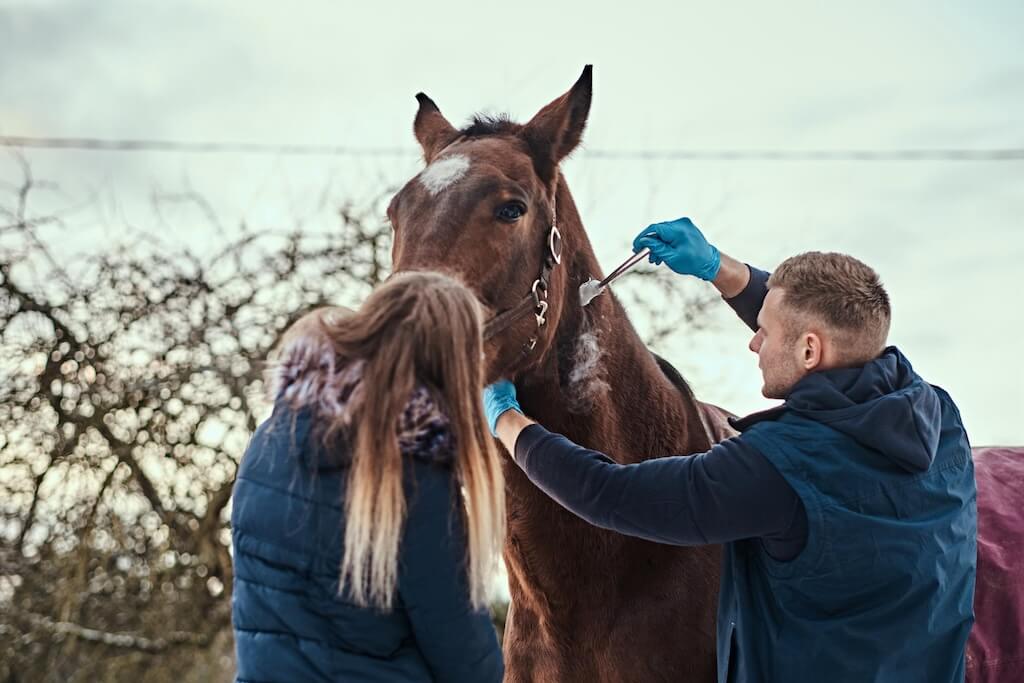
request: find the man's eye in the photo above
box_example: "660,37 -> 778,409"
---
496,203 -> 526,222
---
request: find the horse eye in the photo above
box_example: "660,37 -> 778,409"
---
496,202 -> 526,222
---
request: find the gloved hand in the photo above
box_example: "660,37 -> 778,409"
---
482,380 -> 522,437
632,217 -> 721,281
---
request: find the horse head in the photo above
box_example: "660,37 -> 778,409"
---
389,66 -> 599,383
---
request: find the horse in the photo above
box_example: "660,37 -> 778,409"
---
389,65 -> 729,682
387,66 -> 1024,682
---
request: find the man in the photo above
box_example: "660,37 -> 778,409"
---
483,218 -> 977,683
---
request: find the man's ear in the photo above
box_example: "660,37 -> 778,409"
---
802,332 -> 824,370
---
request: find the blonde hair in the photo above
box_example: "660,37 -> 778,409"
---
768,251 -> 891,365
272,272 -> 504,610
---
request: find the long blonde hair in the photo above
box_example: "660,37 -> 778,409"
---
273,271 -> 505,610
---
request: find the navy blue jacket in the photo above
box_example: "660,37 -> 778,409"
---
231,405 -> 503,683
720,352 -> 975,682
512,266 -> 976,682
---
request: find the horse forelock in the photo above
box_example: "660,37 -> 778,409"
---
461,113 -> 521,138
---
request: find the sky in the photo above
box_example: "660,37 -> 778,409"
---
2,0 -> 1022,444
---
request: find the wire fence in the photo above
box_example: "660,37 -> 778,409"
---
4,136 -> 1023,161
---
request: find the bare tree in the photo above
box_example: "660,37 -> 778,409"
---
0,162 -> 710,682
0,162 -> 390,682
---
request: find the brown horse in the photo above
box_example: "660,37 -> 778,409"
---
389,65 -> 731,682
388,66 -> 1024,682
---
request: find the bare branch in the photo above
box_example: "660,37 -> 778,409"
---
25,612 -> 212,652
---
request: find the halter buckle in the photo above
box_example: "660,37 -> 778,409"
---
534,300 -> 549,327
531,278 -> 548,304
548,226 -> 562,265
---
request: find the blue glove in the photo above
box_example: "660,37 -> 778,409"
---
482,380 -> 522,437
632,217 -> 721,281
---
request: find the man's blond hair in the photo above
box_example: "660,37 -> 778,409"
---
767,251 -> 891,366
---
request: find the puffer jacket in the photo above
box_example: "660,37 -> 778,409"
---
230,341 -> 503,682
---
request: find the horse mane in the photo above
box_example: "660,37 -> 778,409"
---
460,113 -> 520,137
652,352 -> 699,405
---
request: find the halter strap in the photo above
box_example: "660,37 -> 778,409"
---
482,199 -> 562,357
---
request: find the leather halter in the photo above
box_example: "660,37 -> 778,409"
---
426,136 -> 563,360
482,199 -> 563,359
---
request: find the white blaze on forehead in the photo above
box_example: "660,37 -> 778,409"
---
418,154 -> 470,196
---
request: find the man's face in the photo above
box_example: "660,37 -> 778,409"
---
749,288 -> 808,399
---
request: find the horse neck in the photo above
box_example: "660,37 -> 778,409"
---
517,184 -> 712,462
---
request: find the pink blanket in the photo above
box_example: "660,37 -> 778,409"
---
968,447 -> 1024,682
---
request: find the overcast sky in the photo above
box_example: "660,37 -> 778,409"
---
2,0 -> 1022,444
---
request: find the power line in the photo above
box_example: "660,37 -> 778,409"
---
2,135 -> 1022,161
0,136 -> 413,157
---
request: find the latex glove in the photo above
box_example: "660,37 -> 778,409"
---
632,217 -> 721,281
482,380 -> 522,437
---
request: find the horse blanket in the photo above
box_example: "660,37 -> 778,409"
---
967,446 -> 1024,682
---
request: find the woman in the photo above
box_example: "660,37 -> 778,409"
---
231,271 -> 505,682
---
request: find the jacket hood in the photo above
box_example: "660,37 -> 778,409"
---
787,346 -> 941,472
269,327 -> 453,467
735,347 -> 941,472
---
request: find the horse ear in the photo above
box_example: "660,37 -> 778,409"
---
414,93 -> 460,163
521,65 -> 593,185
